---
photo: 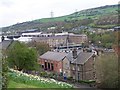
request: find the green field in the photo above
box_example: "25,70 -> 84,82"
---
35,5 -> 118,23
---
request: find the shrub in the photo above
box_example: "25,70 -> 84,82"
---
67,77 -> 73,81
78,80 -> 95,84
40,72 -> 47,77
2,58 -> 8,90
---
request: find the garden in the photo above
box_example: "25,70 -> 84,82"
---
8,68 -> 73,88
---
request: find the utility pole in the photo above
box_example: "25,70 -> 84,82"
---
50,11 -> 54,18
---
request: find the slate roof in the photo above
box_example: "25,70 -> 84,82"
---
40,50 -> 94,64
40,51 -> 68,61
66,50 -> 82,62
0,40 -> 13,50
71,52 -> 94,64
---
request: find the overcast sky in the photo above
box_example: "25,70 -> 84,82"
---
0,0 -> 119,27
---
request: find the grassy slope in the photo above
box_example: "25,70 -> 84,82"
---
8,80 -> 40,88
1,4 -> 118,31
8,78 -> 72,88
36,16 -> 68,22
8,70 -> 73,88
35,5 -> 118,23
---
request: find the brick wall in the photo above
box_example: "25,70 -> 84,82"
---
39,58 -> 63,73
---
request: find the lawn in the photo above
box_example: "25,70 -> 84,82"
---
8,69 -> 73,88
8,80 -> 40,88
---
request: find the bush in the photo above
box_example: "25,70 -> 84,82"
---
78,80 -> 95,84
67,77 -> 73,81
47,73 -> 55,78
40,72 -> 47,77
2,58 -> 8,90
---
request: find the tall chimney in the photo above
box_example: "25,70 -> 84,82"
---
72,48 -> 77,59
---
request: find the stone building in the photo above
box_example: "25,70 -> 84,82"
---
70,52 -> 96,80
33,36 -> 68,47
68,34 -> 88,44
33,34 -> 88,48
38,50 -> 96,81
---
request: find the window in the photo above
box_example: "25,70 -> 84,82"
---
44,62 -> 47,70
65,63 -> 69,69
51,63 -> 54,70
41,65 -> 44,68
73,66 -> 75,70
78,67 -> 80,71
48,63 -> 50,70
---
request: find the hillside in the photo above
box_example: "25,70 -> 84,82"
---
1,4 -> 119,33
8,69 -> 73,88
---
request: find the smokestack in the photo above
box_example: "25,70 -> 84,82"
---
72,48 -> 77,59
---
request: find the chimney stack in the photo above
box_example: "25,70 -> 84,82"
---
72,48 -> 77,59
1,36 -> 5,42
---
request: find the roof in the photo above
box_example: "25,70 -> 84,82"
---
40,51 -> 68,61
66,50 -> 82,62
69,34 -> 87,37
71,52 -> 94,64
33,35 -> 67,41
40,50 -> 94,64
22,32 -> 42,35
0,40 -> 13,50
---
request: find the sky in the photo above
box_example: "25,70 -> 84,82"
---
0,0 -> 119,27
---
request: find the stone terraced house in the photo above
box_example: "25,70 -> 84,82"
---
38,49 -> 96,81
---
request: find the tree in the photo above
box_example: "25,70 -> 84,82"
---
95,53 -> 118,88
1,55 -> 8,90
88,31 -> 115,48
27,41 -> 51,55
7,41 -> 38,71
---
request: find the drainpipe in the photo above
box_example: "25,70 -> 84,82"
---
62,60 -> 63,76
75,59 -> 77,81
82,64 -> 83,80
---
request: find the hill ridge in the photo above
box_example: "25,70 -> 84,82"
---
1,4 -> 119,33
